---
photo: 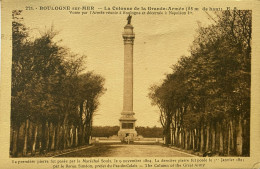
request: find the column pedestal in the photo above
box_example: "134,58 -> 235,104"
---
118,114 -> 137,142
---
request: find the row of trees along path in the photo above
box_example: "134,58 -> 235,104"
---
10,10 -> 106,157
149,10 -> 251,156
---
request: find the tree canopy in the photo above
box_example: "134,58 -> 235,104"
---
148,10 -> 251,156
10,10 -> 106,157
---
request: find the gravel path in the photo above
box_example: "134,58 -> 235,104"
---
56,143 -> 195,157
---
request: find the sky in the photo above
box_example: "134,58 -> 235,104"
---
15,0 -> 213,127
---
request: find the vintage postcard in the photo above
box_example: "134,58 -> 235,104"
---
1,0 -> 260,168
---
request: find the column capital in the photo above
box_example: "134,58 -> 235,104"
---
122,34 -> 135,44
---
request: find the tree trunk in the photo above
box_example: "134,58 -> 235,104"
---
12,125 -> 19,157
172,127 -> 176,146
165,116 -> 171,145
78,101 -> 84,146
228,120 -> 233,155
223,122 -> 228,155
73,126 -> 76,147
31,125 -> 38,156
81,124 -> 85,145
232,118 -> 237,154
183,130 -> 185,148
192,129 -> 195,150
45,121 -> 50,152
174,113 -> 177,146
215,122 -> 220,153
179,130 -> 182,148
75,127 -> 78,147
51,123 -> 55,150
243,119 -> 250,156
70,127 -> 73,147
236,115 -> 243,155
219,124 -> 224,155
194,130 -> 196,150
55,124 -> 60,150
22,119 -> 29,156
185,129 -> 188,149
196,128 -> 200,151
212,123 -> 216,153
63,127 -> 67,148
63,114 -> 68,149
40,120 -> 46,154
206,123 -> 210,152
200,126 -> 204,152
86,125 -> 90,145
170,126 -> 173,145
54,123 -> 60,151
78,125 -> 82,146
176,128 -> 180,147
189,130 -> 192,149
27,121 -> 32,153
228,124 -> 230,155
188,130 -> 191,149
10,127 -> 14,154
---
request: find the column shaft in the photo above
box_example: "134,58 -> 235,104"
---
123,43 -> 133,112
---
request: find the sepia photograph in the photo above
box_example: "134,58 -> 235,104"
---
1,0 -> 260,168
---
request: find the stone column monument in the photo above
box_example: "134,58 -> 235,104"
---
118,15 -> 137,142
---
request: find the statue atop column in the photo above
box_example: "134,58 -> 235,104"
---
127,15 -> 132,24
